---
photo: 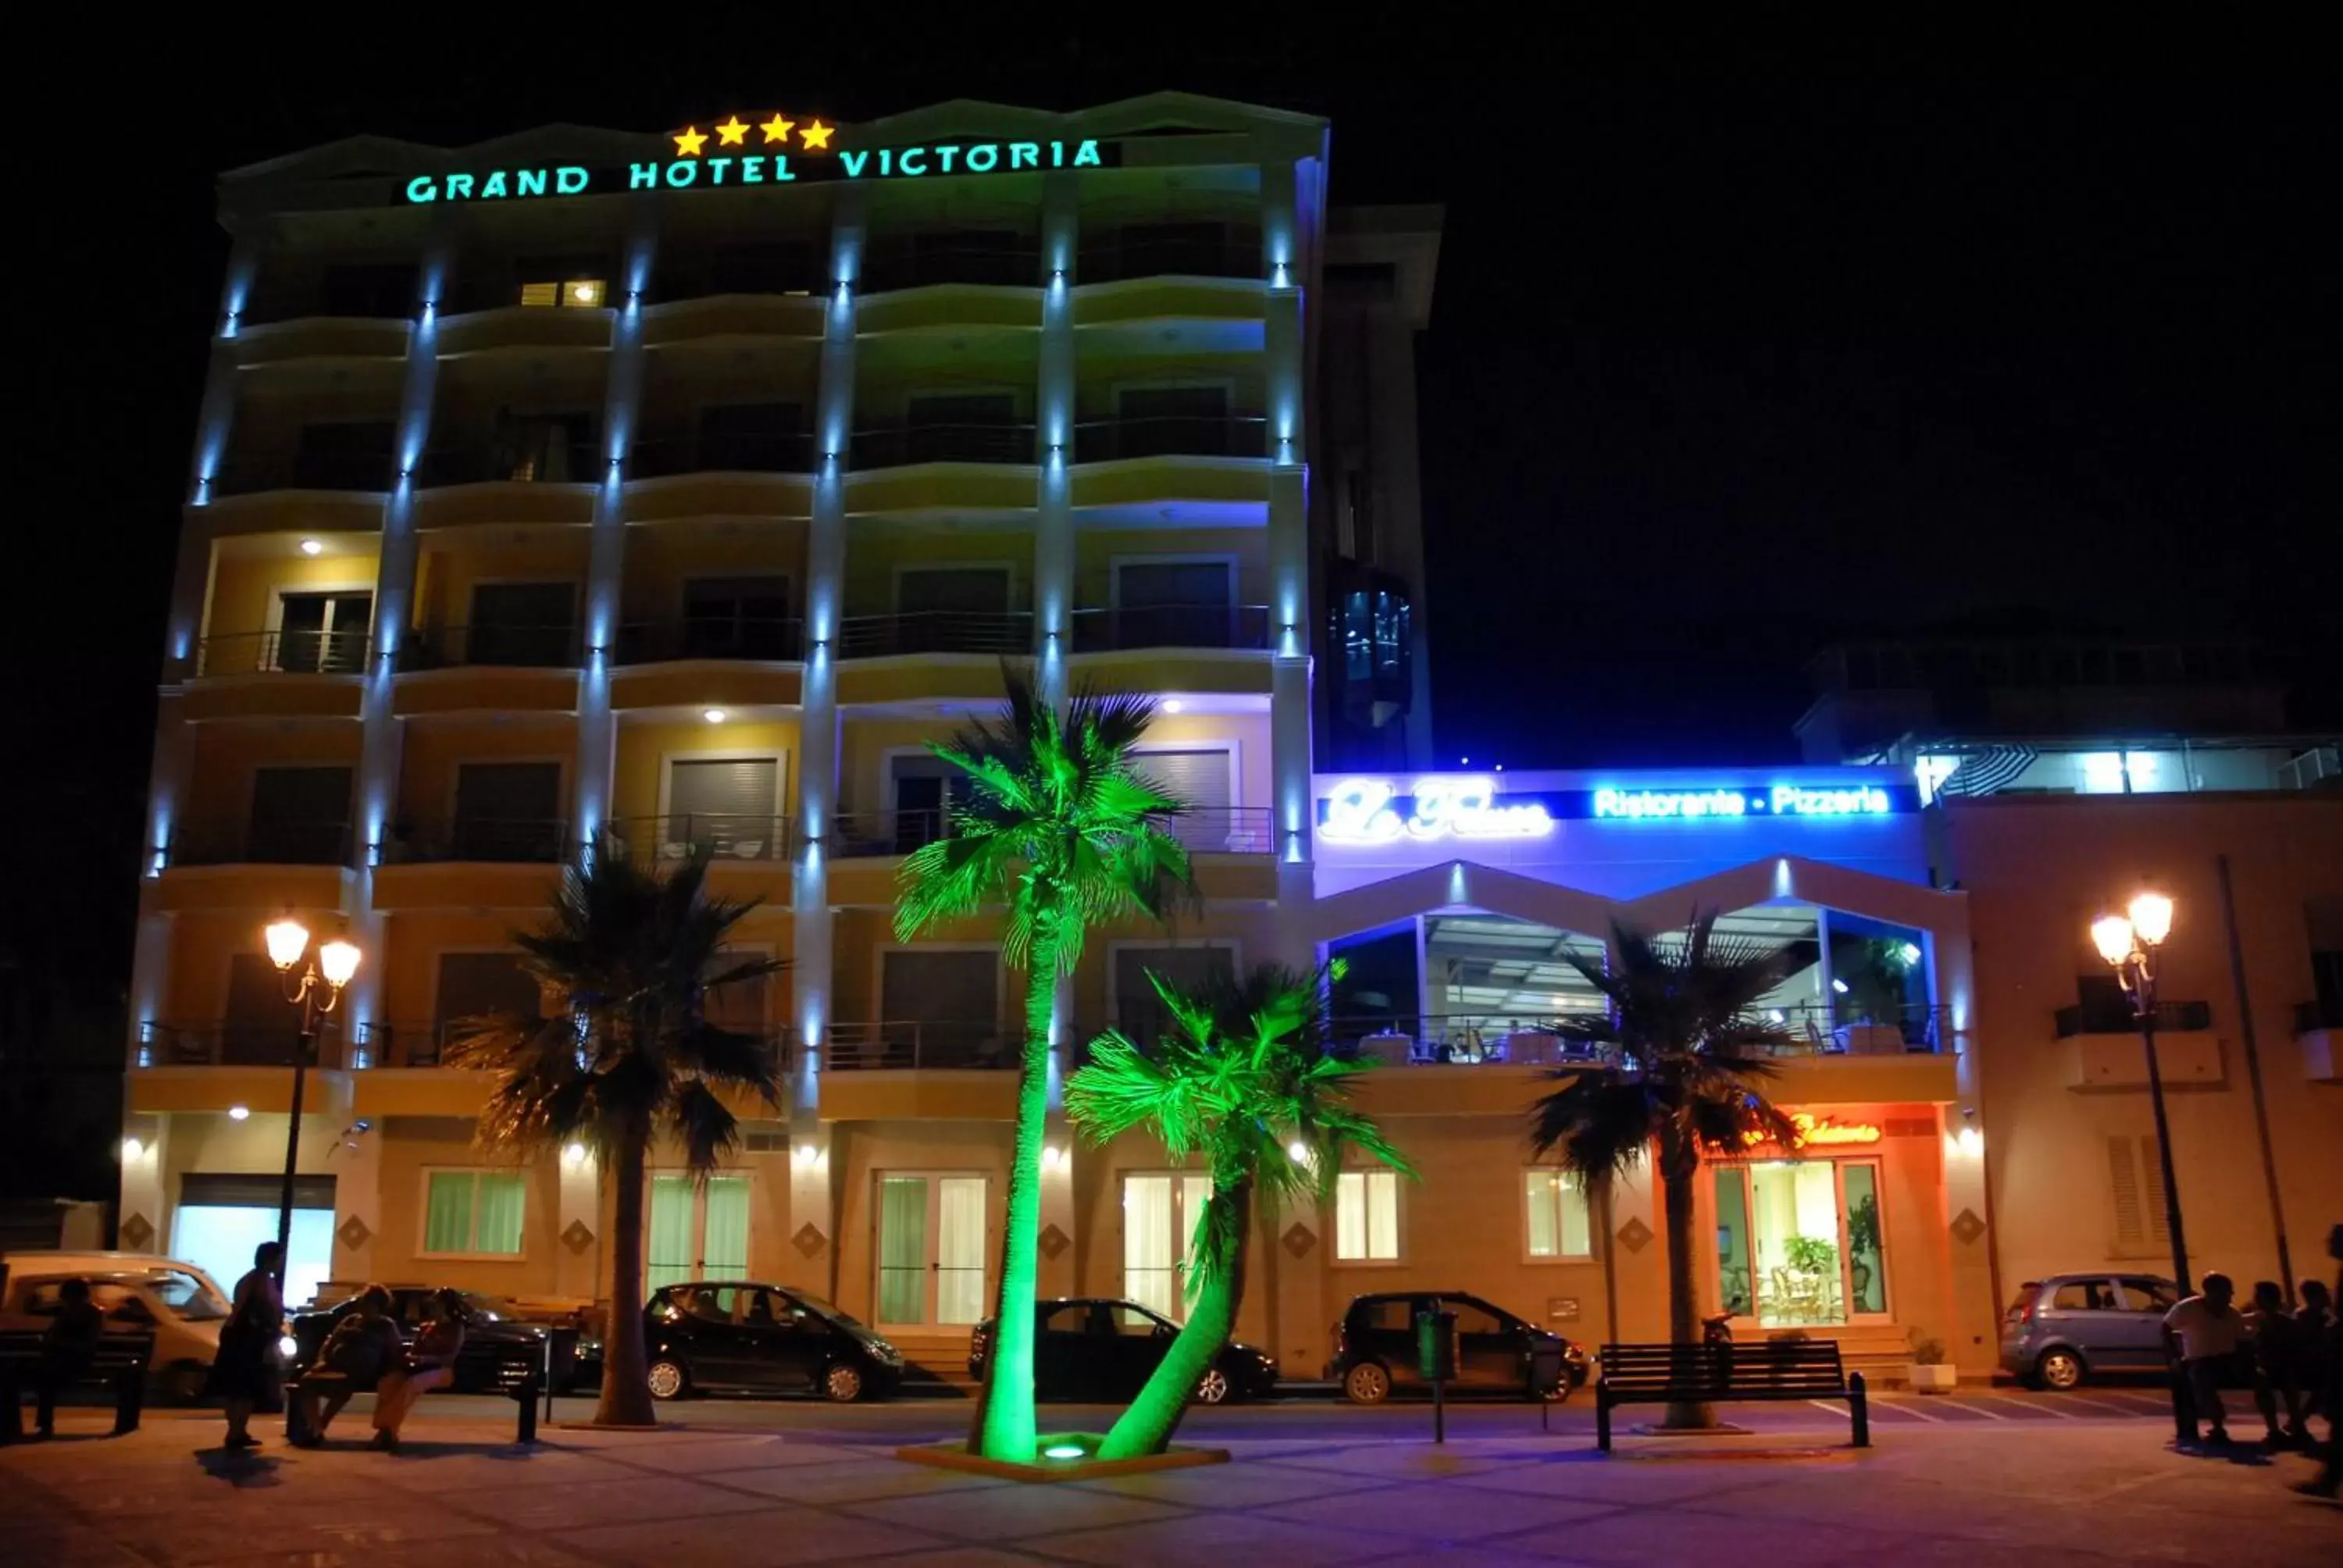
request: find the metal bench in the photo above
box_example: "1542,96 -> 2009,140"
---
0,1327 -> 155,1443
1594,1340 -> 1868,1452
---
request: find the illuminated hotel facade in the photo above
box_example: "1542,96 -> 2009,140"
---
123,94 -> 2341,1388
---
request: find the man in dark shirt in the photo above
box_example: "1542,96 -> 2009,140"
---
34,1278 -> 105,1437
291,1285 -> 404,1446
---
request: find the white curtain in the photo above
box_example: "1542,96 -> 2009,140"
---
935,1178 -> 988,1324
1124,1176 -> 1175,1317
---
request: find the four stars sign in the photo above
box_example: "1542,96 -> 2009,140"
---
676,114 -> 835,157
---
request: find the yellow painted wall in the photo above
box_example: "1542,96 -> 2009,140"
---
411,535 -> 590,635
829,1119 -> 1014,1331
613,716 -> 802,820
163,905 -> 343,1020
1070,355 -> 1265,420
376,910 -> 532,1029
371,1120 -> 567,1294
1072,527 -> 1269,608
394,716 -> 575,827
842,527 -> 1034,617
621,522 -> 810,624
185,721 -> 362,825
205,550 -> 383,647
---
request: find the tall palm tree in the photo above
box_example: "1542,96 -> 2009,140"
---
1067,962 -> 1411,1459
445,846 -> 785,1427
1529,911 -> 1799,1429
895,665 -> 1192,1462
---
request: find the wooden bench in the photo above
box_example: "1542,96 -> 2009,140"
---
0,1327 -> 155,1443
1594,1340 -> 1868,1451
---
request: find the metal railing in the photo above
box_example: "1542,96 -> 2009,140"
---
137,1020 -> 349,1069
2295,998 -> 2343,1035
196,629 -> 374,677
1072,415 -> 1268,463
2052,999 -> 2213,1039
356,1020 -> 459,1068
380,817 -> 571,865
860,242 -> 1042,292
209,453 -> 394,495
627,433 -> 815,478
614,618 -> 805,664
1068,604 -> 1273,653
1150,807 -> 1274,855
828,804 -> 1271,858
837,610 -> 1034,658
165,819 -> 353,868
413,444 -> 601,487
398,624 -> 582,670
830,810 -> 950,858
1324,1003 -> 1956,1063
1769,1002 -> 1953,1054
818,1021 -> 1015,1071
607,815 -> 792,864
1078,230 -> 1263,283
849,422 -> 1038,468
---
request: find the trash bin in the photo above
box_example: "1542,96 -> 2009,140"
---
1416,1309 -> 1456,1381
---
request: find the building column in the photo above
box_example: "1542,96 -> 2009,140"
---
116,1110 -> 168,1258
328,1119 -> 387,1285
558,1146 -> 605,1303
1935,906 -> 1999,1376
1264,162 -> 1316,895
788,1049 -> 837,1298
1033,170 -> 1080,706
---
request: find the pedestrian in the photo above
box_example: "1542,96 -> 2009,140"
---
2294,1224 -> 2343,1500
32,1278 -> 104,1438
289,1285 -> 401,1446
370,1288 -> 467,1453
205,1242 -> 285,1450
2298,1278 -> 2334,1419
2163,1270 -> 2247,1446
2244,1280 -> 2306,1447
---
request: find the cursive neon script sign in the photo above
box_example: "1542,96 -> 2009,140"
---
1742,1113 -> 1883,1152
1321,777 -> 1557,843
1592,784 -> 1894,821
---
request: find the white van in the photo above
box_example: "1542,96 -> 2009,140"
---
1,1250 -> 230,1306
2,1255 -> 237,1403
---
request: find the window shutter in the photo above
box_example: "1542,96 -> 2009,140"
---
2107,1133 -> 2145,1249
669,759 -> 779,821
1134,750 -> 1232,811
2139,1136 -> 2170,1243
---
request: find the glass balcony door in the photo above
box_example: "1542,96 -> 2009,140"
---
1122,1173 -> 1212,1322
1714,1157 -> 1890,1328
874,1174 -> 989,1332
646,1174 -> 752,1293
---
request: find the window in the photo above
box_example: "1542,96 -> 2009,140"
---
2051,1281 -> 2115,1311
663,758 -> 782,861
1524,1170 -> 1593,1260
273,591 -> 373,674
1443,1299 -> 1504,1337
1128,750 -> 1236,853
246,766 -> 352,864
1359,1297 -> 1414,1331
1712,1158 -> 1889,1326
2106,1135 -> 2172,1255
1336,1169 -> 1400,1262
1123,1173 -> 1213,1320
1040,1302 -> 1090,1335
1113,561 -> 1239,650
1111,1304 -> 1163,1335
875,1173 -> 988,1327
2119,1278 -> 2179,1313
519,275 -> 607,308
466,583 -> 577,667
422,1171 -> 526,1256
451,761 -> 565,863
879,950 -> 1002,1067
682,575 -> 795,659
647,1174 -> 750,1292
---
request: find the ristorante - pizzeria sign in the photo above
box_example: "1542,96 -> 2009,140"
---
402,112 -> 1113,203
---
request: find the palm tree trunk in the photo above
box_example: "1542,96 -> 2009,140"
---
1097,1181 -> 1250,1459
595,1125 -> 658,1426
1657,1130 -> 1714,1429
966,944 -> 1054,1461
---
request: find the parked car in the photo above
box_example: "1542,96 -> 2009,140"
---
2,1267 -> 230,1404
1327,1290 -> 1590,1404
289,1286 -> 587,1394
2000,1272 -> 2181,1389
644,1281 -> 904,1402
2,1250 -> 230,1312
969,1297 -> 1280,1405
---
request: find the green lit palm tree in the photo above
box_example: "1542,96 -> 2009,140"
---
895,665 -> 1192,1461
1529,911 -> 1798,1429
1068,962 -> 1411,1459
446,846 -> 784,1428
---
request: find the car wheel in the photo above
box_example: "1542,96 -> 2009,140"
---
823,1362 -> 865,1403
647,1360 -> 690,1400
159,1361 -> 209,1406
2035,1349 -> 2084,1391
1343,1361 -> 1392,1406
1193,1367 -> 1231,1405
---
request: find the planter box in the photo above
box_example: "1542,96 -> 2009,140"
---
1907,1363 -> 1958,1395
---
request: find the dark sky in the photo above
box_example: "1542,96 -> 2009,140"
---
8,27 -> 2337,1014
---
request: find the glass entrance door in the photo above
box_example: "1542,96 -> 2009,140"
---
1122,1173 -> 1212,1320
647,1175 -> 751,1292
1713,1158 -> 1889,1327
875,1174 -> 988,1331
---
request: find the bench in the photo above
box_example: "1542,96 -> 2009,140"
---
1594,1340 -> 1868,1452
0,1327 -> 155,1443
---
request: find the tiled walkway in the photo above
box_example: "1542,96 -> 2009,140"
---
4,1410 -> 2334,1566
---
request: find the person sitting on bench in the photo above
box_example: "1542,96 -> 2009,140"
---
291,1285 -> 401,1446
33,1278 -> 104,1438
371,1289 -> 467,1452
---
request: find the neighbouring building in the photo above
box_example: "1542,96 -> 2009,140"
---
119,95 -> 2341,1388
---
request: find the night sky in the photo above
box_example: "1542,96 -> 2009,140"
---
7,29 -> 2336,1039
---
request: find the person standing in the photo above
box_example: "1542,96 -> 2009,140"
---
32,1278 -> 104,1438
2294,1225 -> 2343,1500
205,1242 -> 285,1450
2163,1271 -> 2247,1446
2245,1280 -> 2306,1447
370,1289 -> 466,1453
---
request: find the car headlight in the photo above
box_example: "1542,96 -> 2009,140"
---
280,1335 -> 301,1358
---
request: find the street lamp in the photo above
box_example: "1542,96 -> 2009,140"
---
262,909 -> 360,1292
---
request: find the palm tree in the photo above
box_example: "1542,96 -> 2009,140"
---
1528,911 -> 1799,1429
1066,962 -> 1411,1459
445,846 -> 785,1427
895,665 -> 1193,1462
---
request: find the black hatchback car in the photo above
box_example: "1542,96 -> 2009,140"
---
1327,1290 -> 1589,1404
646,1281 -> 904,1402
970,1297 -> 1279,1404
288,1287 -> 587,1394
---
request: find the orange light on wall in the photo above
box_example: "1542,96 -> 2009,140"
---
1740,1112 -> 1883,1152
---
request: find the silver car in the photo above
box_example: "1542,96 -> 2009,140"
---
1999,1272 -> 2179,1389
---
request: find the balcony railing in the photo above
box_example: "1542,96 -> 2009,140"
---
397,624 -> 582,670
1150,807 -> 1275,855
860,243 -> 1042,292
614,618 -> 804,664
627,433 -> 814,478
138,1020 -> 350,1069
380,817 -> 571,865
607,815 -> 792,864
414,444 -> 601,487
2291,999 -> 2343,1035
1068,604 -> 1272,653
166,819 -> 353,869
355,1020 -> 461,1068
1325,1003 -> 1956,1063
209,453 -> 394,495
849,423 -> 1037,469
1078,230 -> 1263,283
196,629 -> 374,677
837,611 -> 1033,659
1071,415 -> 1268,463
831,810 -> 950,858
819,1021 -> 1014,1071
829,805 -> 1271,859
2052,1000 -> 2213,1039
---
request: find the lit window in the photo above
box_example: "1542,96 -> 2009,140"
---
519,278 -> 607,308
1336,1169 -> 1399,1261
1525,1170 -> 1593,1259
422,1170 -> 526,1256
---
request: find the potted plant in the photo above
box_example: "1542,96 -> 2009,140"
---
1907,1330 -> 1957,1394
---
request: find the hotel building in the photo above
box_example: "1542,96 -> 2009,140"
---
121,94 -> 2341,1390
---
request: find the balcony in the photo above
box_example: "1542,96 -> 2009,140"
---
629,433 -> 814,479
1072,415 -> 1268,464
137,1020 -> 351,1070
355,1021 -> 460,1068
1068,604 -> 1272,654
2295,999 -> 2343,1084
849,422 -> 1036,469
196,629 -> 374,679
1325,1003 -> 1954,1067
860,241 -> 1041,294
381,817 -> 571,865
2053,1000 -> 2223,1090
608,814 -> 793,865
838,611 -> 1033,660
1079,229 -> 1262,284
2052,1000 -> 2213,1039
166,818 -> 352,869
209,451 -> 394,497
822,1021 -> 1014,1071
413,443 -> 600,490
398,624 -> 581,671
830,806 -> 1272,861
615,618 -> 804,665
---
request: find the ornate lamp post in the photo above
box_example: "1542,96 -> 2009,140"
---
262,910 -> 360,1292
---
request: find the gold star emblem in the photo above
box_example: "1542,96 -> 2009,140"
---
673,125 -> 708,157
799,119 -> 834,151
759,114 -> 794,146
715,116 -> 750,147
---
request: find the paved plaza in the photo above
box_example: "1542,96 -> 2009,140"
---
4,1402 -> 2334,1566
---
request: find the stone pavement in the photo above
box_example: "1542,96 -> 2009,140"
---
3,1410 -> 2333,1566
